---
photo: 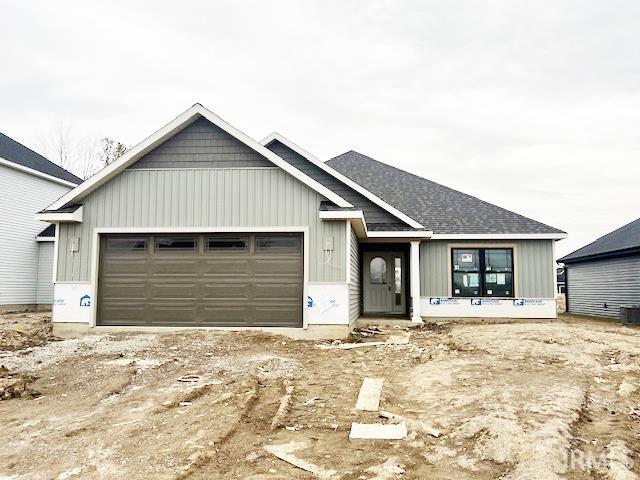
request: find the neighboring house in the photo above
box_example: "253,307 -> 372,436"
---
559,218 -> 640,319
36,104 -> 566,337
0,132 -> 82,309
556,266 -> 566,294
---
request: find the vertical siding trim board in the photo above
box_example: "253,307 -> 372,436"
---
88,226 -> 311,329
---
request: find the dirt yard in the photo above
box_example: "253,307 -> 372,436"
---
0,312 -> 638,480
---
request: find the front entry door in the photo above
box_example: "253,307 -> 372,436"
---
363,251 -> 406,315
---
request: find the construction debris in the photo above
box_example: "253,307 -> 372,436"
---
271,382 -> 295,430
316,341 -> 386,350
264,441 -> 338,479
355,377 -> 384,411
0,367 -> 37,400
176,374 -> 202,383
386,334 -> 410,345
379,410 -> 440,438
349,421 -> 407,440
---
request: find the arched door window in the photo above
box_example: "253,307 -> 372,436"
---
369,257 -> 387,284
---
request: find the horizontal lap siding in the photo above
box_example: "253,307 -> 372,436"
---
567,255 -> 640,318
0,164 -> 70,305
420,239 -> 555,298
349,226 -> 360,323
36,242 -> 55,304
56,168 -> 346,283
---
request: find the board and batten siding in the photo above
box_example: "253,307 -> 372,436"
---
567,255 -> 640,319
36,242 -> 55,304
420,239 -> 555,298
348,225 -> 361,324
56,167 -> 346,284
0,164 -> 71,305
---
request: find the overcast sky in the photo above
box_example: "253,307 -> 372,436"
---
2,1 -> 639,259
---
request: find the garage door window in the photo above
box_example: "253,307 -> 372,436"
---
256,235 -> 301,253
206,237 -> 248,250
156,237 -> 197,251
106,238 -> 148,252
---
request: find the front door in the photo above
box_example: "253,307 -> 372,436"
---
363,251 -> 406,315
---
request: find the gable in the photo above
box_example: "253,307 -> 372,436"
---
265,139 -> 411,228
129,117 -> 273,170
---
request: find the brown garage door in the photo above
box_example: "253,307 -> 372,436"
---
97,233 -> 303,327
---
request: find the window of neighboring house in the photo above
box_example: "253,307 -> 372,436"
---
452,248 -> 514,297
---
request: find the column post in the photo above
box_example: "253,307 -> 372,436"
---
410,240 -> 422,323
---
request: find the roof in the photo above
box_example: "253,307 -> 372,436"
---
37,224 -> 56,238
326,151 -> 565,236
42,104 -> 353,213
559,218 -> 640,263
0,132 -> 82,184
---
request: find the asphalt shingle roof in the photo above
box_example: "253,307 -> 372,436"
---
559,218 -> 640,263
326,151 -> 565,235
37,224 -> 56,238
0,132 -> 82,184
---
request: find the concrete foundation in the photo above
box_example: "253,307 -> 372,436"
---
52,322 -> 351,340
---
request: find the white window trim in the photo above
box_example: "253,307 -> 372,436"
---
0,157 -> 80,188
36,236 -> 55,242
261,132 -> 425,229
88,226 -> 310,329
46,104 -> 353,212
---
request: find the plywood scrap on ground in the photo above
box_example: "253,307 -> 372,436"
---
349,421 -> 407,440
379,410 -> 440,437
316,342 -> 386,350
355,377 -> 384,411
264,441 -> 338,479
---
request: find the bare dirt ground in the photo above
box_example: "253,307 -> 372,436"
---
0,313 -> 638,480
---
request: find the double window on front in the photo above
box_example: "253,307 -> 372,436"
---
451,248 -> 514,298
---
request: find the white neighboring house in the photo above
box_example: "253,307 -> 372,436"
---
0,132 -> 82,309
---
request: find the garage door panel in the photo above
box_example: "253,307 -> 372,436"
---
98,233 -> 303,327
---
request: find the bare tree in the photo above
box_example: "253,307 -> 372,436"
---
98,137 -> 127,166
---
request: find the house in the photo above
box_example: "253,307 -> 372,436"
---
559,218 -> 640,319
0,132 -> 82,310
36,104 -> 566,337
556,266 -> 566,294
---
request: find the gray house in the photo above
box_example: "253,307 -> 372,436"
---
559,218 -> 640,319
0,132 -> 82,309
36,104 -> 565,337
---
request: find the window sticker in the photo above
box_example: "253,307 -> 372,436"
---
468,273 -> 479,287
463,275 -> 468,287
487,289 -> 493,295
454,264 -> 459,270
486,273 -> 497,283
454,288 -> 460,294
497,273 -> 506,285
461,253 -> 473,263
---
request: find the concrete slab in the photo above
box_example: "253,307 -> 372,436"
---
386,334 -> 410,345
349,421 -> 407,440
355,377 -> 384,411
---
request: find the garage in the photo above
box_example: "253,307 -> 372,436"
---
97,233 -> 303,327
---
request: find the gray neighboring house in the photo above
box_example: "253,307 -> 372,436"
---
36,104 -> 565,338
0,132 -> 82,309
559,218 -> 640,319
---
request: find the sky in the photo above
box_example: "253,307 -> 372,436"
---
1,1 -> 639,259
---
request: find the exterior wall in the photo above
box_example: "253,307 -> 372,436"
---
420,239 -> 555,298
0,164 -> 70,305
348,223 -> 361,324
129,117 -> 272,169
56,167 -> 347,285
566,255 -> 640,319
36,242 -> 55,304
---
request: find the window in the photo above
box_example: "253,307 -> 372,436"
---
106,238 -> 147,252
394,257 -> 402,305
255,235 -> 301,252
155,237 -> 197,251
452,248 -> 514,297
207,237 -> 248,250
369,257 -> 387,284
